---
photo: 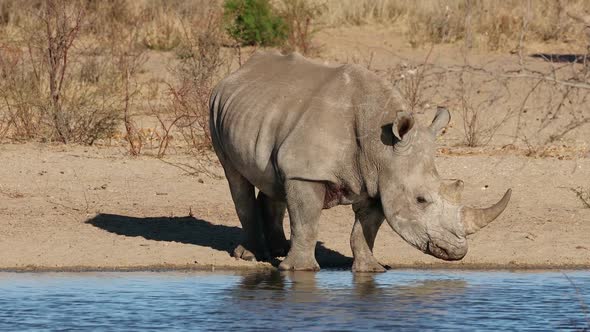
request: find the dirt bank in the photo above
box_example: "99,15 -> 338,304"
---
1,24 -> 590,271
0,143 -> 588,271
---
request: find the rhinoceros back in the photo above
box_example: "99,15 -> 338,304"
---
209,51 -> 396,198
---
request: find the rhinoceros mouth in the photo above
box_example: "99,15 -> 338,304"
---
426,240 -> 467,261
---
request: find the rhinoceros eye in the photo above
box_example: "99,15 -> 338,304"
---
416,196 -> 428,204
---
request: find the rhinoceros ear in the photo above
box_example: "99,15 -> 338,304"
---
429,106 -> 450,136
392,112 -> 415,141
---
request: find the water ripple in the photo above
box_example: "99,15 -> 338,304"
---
0,270 -> 588,331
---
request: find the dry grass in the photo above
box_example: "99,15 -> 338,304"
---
454,68 -> 513,147
276,0 -> 326,55
0,0 -> 129,144
316,0 -> 590,50
0,0 -> 225,152
1,0 -> 589,154
167,6 -> 230,155
388,46 -> 434,113
1,0 -> 588,52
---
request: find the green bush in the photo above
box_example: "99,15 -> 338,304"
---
224,0 -> 287,46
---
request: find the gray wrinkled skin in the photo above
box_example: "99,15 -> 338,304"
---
209,51 -> 510,272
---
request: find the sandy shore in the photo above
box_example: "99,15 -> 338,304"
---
0,143 -> 588,271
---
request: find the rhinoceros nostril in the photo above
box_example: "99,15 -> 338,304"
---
426,241 -> 446,258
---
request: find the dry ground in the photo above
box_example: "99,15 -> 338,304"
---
0,140 -> 588,271
0,25 -> 589,271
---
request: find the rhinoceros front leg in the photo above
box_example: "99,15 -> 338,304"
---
223,165 -> 267,261
278,180 -> 324,271
351,200 -> 386,272
258,192 -> 290,257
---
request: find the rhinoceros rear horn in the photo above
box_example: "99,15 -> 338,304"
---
440,179 -> 464,203
429,106 -> 450,136
462,189 -> 512,235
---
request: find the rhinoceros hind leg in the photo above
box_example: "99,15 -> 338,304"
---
258,192 -> 290,257
278,180 -> 323,271
233,244 -> 257,261
223,164 -> 267,262
351,200 -> 386,273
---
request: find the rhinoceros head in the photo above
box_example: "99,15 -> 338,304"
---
377,107 -> 511,260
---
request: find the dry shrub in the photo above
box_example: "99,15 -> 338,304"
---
39,1 -> 86,143
0,0 -> 146,145
138,81 -> 183,159
0,44 -> 43,139
140,6 -> 182,51
168,8 -> 229,154
514,76 -> 590,146
83,0 -> 214,155
388,54 -> 516,147
120,49 -> 147,156
84,0 -> 149,153
455,70 -> 512,147
388,47 -> 434,113
277,0 -> 325,55
0,0 -> 228,154
0,0 -> 97,143
454,62 -> 590,148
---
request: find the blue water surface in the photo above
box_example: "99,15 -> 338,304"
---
0,269 -> 588,331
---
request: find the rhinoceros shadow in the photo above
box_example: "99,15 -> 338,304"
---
86,213 -> 352,268
530,53 -> 588,63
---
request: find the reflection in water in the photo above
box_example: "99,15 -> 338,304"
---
232,269 -> 471,323
352,272 -> 381,297
394,279 -> 468,301
0,270 -> 588,331
235,271 -> 321,303
236,270 -> 468,304
352,273 -> 466,301
229,270 -> 589,330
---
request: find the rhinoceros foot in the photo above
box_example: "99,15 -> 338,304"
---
352,258 -> 386,273
278,253 -> 320,271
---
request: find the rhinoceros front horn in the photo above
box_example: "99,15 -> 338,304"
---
461,189 -> 512,235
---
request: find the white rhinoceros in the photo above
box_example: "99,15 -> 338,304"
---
209,51 -> 511,272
